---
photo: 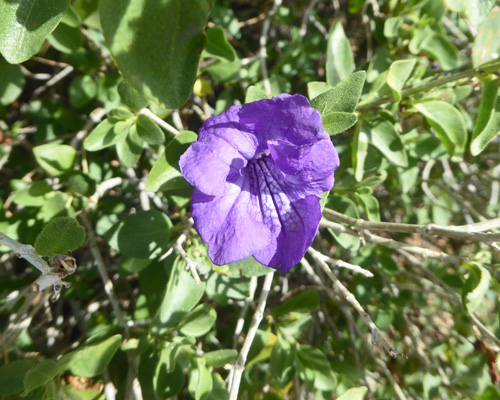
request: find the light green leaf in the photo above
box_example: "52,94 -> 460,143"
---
116,123 -> 144,168
108,107 -> 134,123
195,359 -> 213,400
11,181 -> 52,207
100,0 -> 210,109
311,71 -> 366,115
33,143 -> 77,176
473,7 -> 500,66
443,0 -> 495,26
387,59 -> 416,102
355,193 -> 380,222
48,21 -> 82,53
0,59 -> 26,105
368,120 -> 408,167
415,101 -> 467,161
245,85 -> 270,104
106,210 -> 173,259
23,359 -> 70,395
151,257 -> 206,333
337,387 -> 368,400
322,112 -> 358,135
66,334 -> 122,378
462,263 -> 491,313
84,119 -> 130,151
326,21 -> 354,86
0,0 -> 70,63
34,217 -> 85,257
296,344 -> 337,391
203,350 -> 238,368
270,334 -> 296,380
307,81 -> 332,100
471,78 -> 500,155
384,17 -> 404,38
145,131 -> 197,192
420,32 -> 460,71
204,25 -> 237,61
178,303 -> 217,337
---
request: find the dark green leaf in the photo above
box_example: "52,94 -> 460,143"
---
106,210 -> 173,259
271,289 -> 320,317
204,25 -> 237,61
48,21 -> 83,53
34,217 -> 85,257
0,360 -> 36,395
108,106 -> 134,123
0,0 -> 70,63
83,119 -> 130,151
23,359 -> 70,395
270,334 -> 295,379
100,0 -> 210,108
68,75 -> 97,108
145,131 -> 197,192
116,123 -> 144,167
136,113 -> 165,145
117,80 -> 150,112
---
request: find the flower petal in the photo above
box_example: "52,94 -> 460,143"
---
179,135 -> 246,196
248,158 -> 321,271
267,138 -> 339,198
191,176 -> 272,266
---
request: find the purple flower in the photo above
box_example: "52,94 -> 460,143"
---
179,94 -> 339,272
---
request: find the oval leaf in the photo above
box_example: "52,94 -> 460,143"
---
471,78 -> 500,155
0,0 -> 70,63
34,217 -> 85,257
387,59 -> 416,102
326,21 -> 354,86
100,0 -> 210,109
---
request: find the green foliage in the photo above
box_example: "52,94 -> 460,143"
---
34,217 -> 85,257
0,0 -> 69,63
100,0 -> 210,109
1,1 -> 500,399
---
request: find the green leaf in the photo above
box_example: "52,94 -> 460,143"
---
145,131 -> 197,192
0,0 -> 70,63
11,181 -> 52,207
23,359 -> 70,395
310,71 -> 366,115
116,123 -> 144,168
387,59 -> 416,102
0,58 -> 26,105
206,274 -> 250,305
462,263 -> 491,313
307,81 -> 332,100
337,387 -> 368,400
326,21 -> 354,86
322,112 -> 358,135
296,344 -> 337,391
100,0 -> 210,109
443,0 -> 494,26
136,113 -> 165,145
106,210 -> 173,259
245,85 -> 270,104
48,21 -> 82,53
355,193 -> 380,222
204,25 -> 237,61
64,171 -> 96,197
271,289 -> 320,317
349,0 -> 367,13
117,80 -> 150,112
83,118 -> 130,151
194,359 -> 213,400
33,143 -> 77,176
225,257 -> 271,277
66,334 -> 122,378
151,257 -> 206,333
0,360 -> 36,396
34,217 -> 85,257
473,7 -> 500,66
108,106 -> 134,123
178,303 -> 217,337
415,101 -> 467,162
420,32 -> 460,71
270,334 -> 295,379
368,120 -> 408,167
69,75 -> 97,108
203,350 -> 238,368
471,78 -> 500,155
384,17 -> 404,38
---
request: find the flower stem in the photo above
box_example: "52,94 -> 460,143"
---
357,60 -> 500,111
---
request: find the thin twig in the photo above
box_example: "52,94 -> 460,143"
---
139,108 -> 180,136
308,247 -> 374,277
229,272 -> 274,400
32,65 -> 74,98
0,233 -> 50,275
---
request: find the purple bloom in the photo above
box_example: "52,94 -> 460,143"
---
179,94 -> 339,272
